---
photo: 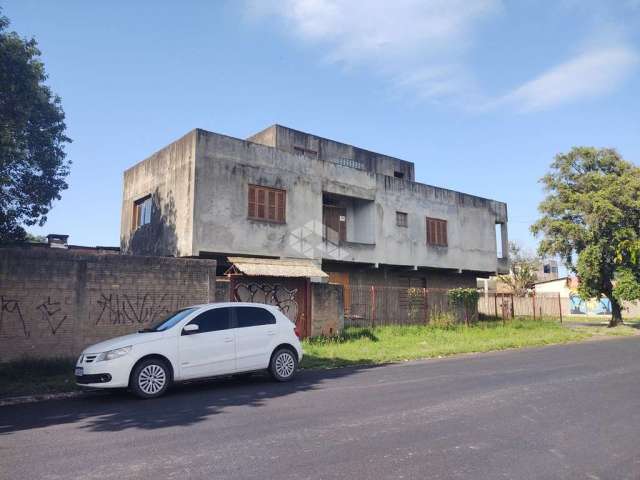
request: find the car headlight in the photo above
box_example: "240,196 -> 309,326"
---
96,346 -> 132,362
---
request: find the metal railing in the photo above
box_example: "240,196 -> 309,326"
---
327,157 -> 366,170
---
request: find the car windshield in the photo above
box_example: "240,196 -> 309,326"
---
141,307 -> 199,332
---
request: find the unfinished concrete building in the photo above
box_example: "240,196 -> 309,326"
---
121,125 -> 509,293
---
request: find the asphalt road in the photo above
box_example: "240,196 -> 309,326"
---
2,338 -> 640,480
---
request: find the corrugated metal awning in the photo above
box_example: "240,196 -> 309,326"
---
226,257 -> 328,278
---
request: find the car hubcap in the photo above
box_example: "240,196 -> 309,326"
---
139,364 -> 166,394
275,351 -> 295,378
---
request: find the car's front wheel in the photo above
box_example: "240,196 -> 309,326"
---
269,347 -> 298,382
130,358 -> 171,399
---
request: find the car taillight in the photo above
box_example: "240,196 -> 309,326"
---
294,326 -> 300,338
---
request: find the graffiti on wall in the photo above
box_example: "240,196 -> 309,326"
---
37,297 -> 69,335
95,292 -> 188,325
233,282 -> 299,322
569,293 -> 611,315
0,295 -> 71,337
0,296 -> 29,337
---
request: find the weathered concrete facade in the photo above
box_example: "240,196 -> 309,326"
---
122,125 -> 508,286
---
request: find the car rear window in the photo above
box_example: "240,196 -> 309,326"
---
234,306 -> 276,328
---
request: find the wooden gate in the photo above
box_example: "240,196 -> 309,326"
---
229,276 -> 311,338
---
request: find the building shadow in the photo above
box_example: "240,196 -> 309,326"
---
0,362 -> 383,435
124,188 -> 179,256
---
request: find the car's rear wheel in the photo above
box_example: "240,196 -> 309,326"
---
269,347 -> 298,382
130,358 -> 170,399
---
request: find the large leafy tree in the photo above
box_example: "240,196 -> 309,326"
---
531,147 -> 640,326
0,10 -> 71,242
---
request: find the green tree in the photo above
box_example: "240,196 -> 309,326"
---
498,241 -> 539,296
531,147 -> 640,326
25,232 -> 46,243
0,10 -> 71,242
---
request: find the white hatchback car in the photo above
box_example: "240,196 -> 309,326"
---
75,302 -> 303,398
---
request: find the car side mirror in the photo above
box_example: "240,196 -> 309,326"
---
182,324 -> 199,335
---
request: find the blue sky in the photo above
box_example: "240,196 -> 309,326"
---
4,0 -> 640,254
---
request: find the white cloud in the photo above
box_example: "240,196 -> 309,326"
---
249,0 -> 500,102
501,47 -> 639,112
248,0 -> 639,112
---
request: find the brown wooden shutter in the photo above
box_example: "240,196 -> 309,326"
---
276,191 -> 285,222
268,190 -> 276,220
248,185 -> 256,218
441,220 -> 447,246
426,217 -> 447,246
257,188 -> 266,218
248,185 -> 286,222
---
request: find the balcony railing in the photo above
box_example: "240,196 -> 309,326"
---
327,157 -> 366,170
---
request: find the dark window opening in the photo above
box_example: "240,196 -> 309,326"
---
234,306 -> 276,328
185,307 -> 232,333
248,184 -> 286,223
133,195 -> 152,230
394,171 -> 404,179
543,264 -> 551,274
426,217 -> 448,246
396,211 -> 408,227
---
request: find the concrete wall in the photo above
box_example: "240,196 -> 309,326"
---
0,248 -> 216,361
311,283 -> 344,337
121,130 -> 197,256
248,125 -> 415,181
191,129 -> 507,275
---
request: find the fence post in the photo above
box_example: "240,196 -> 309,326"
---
494,293 -> 498,318
558,292 -> 563,323
423,288 -> 429,325
511,294 -> 515,319
532,293 -> 536,321
370,285 -> 376,328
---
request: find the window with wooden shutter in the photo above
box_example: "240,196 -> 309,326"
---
248,184 -> 286,223
426,217 -> 447,246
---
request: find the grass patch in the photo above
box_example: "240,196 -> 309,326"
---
0,357 -> 76,398
301,320 -> 590,369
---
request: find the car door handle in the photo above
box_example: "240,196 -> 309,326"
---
224,337 -> 233,343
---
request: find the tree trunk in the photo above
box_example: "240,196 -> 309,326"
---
609,296 -> 623,327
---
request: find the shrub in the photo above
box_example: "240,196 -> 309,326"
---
447,288 -> 480,325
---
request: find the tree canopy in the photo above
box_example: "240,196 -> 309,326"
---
531,147 -> 640,326
498,241 -> 539,296
0,10 -> 71,242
